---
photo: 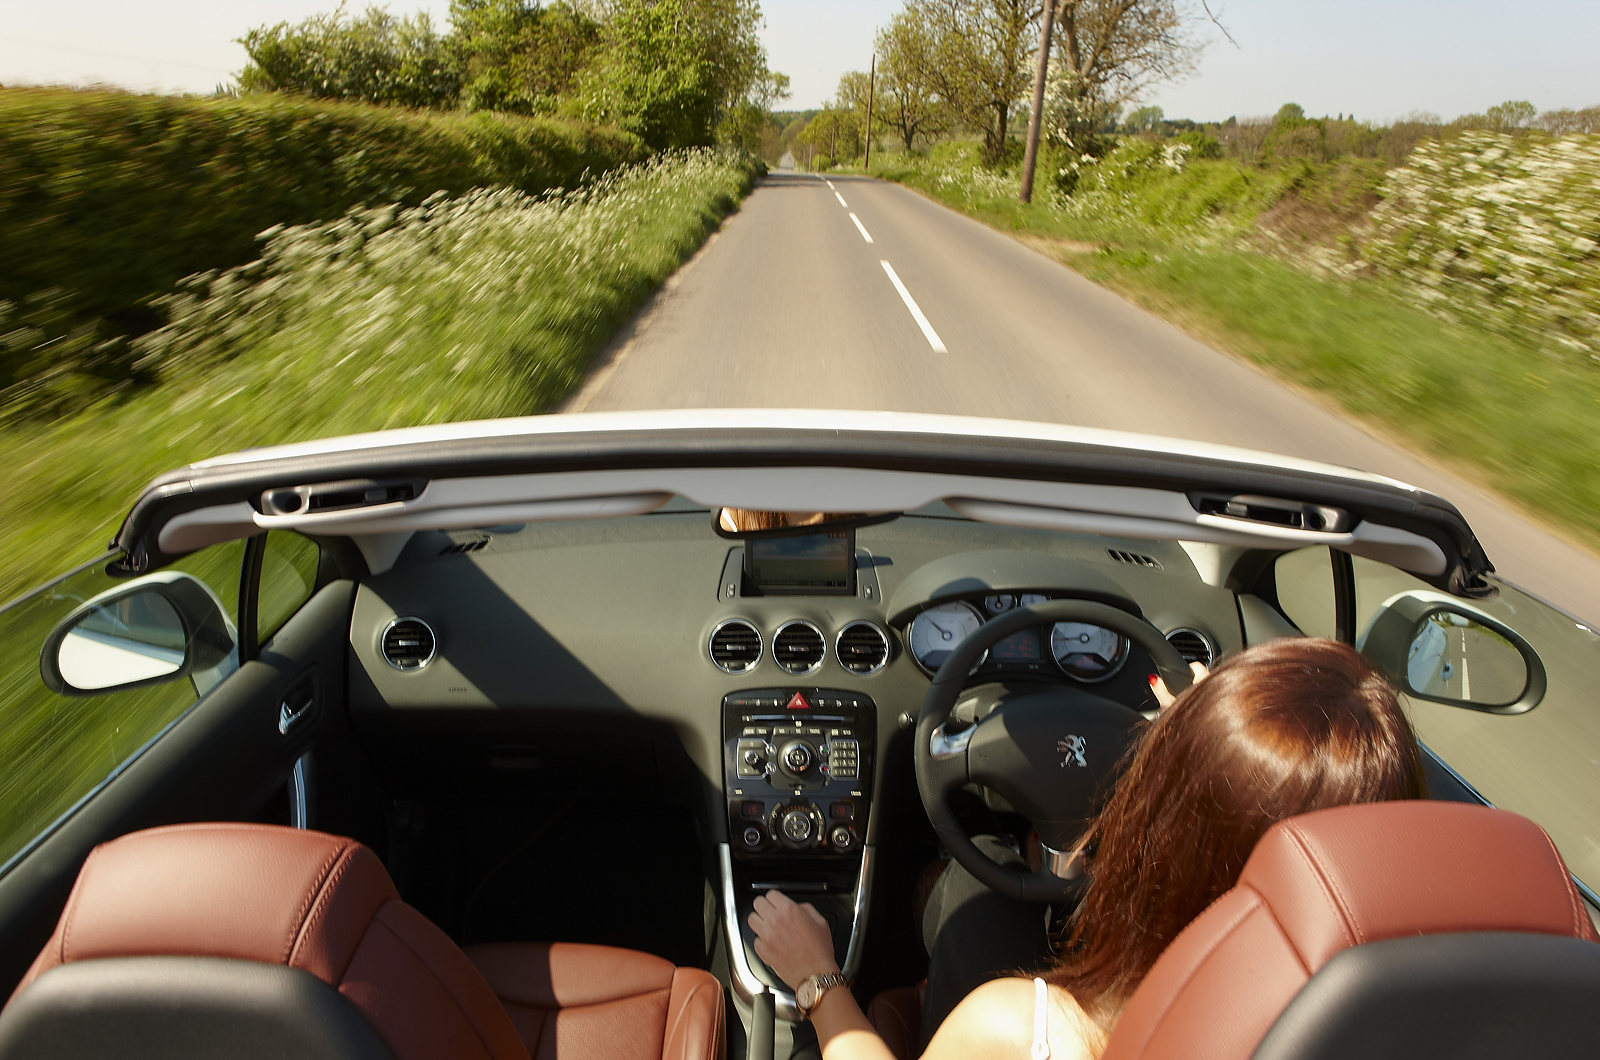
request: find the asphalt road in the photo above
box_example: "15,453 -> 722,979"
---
566,169 -> 1600,625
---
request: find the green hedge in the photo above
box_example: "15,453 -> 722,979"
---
0,87 -> 645,415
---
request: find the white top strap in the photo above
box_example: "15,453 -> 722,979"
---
1031,976 -> 1050,1060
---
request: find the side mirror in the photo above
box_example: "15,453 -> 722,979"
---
40,572 -> 238,697
1359,591 -> 1546,714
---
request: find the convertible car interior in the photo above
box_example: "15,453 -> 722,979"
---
0,410 -> 1594,1059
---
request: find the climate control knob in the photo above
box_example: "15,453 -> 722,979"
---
781,807 -> 814,843
781,740 -> 813,774
743,748 -> 763,768
829,826 -> 854,851
742,826 -> 763,848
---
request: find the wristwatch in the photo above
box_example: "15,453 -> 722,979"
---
796,970 -> 848,1018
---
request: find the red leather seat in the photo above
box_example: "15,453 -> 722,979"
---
869,802 -> 1598,1060
3,823 -> 724,1060
1102,802 -> 1597,1060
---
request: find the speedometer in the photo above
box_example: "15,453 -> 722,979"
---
1050,622 -> 1129,682
909,601 -> 987,676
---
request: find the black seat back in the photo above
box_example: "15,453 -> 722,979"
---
1251,932 -> 1600,1060
0,957 -> 396,1059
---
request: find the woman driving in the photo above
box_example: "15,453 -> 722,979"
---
749,638 -> 1425,1060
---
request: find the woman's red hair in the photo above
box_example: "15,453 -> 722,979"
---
1046,637 -> 1424,1020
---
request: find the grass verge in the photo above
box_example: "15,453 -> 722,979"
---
867,147 -> 1600,557
0,149 -> 762,604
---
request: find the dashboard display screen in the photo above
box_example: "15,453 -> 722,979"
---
990,628 -> 1041,661
747,532 -> 854,594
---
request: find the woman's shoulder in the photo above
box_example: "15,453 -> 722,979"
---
924,977 -> 1105,1060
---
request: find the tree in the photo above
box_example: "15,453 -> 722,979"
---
449,0 -> 601,114
874,11 -> 954,150
1125,103 -> 1162,132
911,0 -> 1040,162
237,3 -> 460,108
1048,0 -> 1202,149
1533,106 -> 1600,136
1485,99 -> 1536,132
565,0 -> 783,150
799,104 -> 863,166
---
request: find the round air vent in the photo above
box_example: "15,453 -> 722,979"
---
836,622 -> 890,675
381,617 -> 436,671
709,619 -> 762,674
1166,628 -> 1216,668
773,621 -> 826,675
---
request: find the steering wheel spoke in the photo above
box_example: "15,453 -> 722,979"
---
915,600 -> 1190,903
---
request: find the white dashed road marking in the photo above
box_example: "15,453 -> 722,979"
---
849,213 -> 874,243
880,261 -> 947,352
834,190 -> 849,208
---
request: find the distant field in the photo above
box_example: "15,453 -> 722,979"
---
867,141 -> 1600,559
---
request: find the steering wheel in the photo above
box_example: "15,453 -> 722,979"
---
914,600 -> 1194,903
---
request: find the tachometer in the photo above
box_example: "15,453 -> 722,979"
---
1050,622 -> 1129,682
910,601 -> 988,675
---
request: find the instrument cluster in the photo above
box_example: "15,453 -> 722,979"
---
906,594 -> 1130,681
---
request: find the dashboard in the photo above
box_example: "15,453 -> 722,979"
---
346,505 -> 1242,833
342,503 -> 1245,1013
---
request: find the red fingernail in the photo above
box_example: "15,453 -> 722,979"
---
1148,674 -> 1158,686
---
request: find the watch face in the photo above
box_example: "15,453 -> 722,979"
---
797,979 -> 817,1009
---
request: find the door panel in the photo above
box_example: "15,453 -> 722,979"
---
0,580 -> 356,993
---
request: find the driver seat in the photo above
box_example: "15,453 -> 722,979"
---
0,823 -> 725,1060
1103,801 -> 1600,1060
868,802 -> 1599,1059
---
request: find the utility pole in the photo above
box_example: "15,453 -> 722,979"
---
1019,0 -> 1057,204
864,55 -> 876,172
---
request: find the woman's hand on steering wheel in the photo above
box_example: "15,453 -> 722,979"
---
1151,662 -> 1210,710
747,889 -> 839,990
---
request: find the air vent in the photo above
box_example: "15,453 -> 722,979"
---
381,618 -> 436,671
773,621 -> 826,675
1166,628 -> 1215,667
1108,549 -> 1162,569
439,538 -> 489,556
709,619 -> 762,674
836,622 -> 890,675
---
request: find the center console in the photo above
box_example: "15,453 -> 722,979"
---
719,687 -> 877,1020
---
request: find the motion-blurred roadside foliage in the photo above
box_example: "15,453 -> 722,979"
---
0,150 -> 761,604
0,88 -> 643,423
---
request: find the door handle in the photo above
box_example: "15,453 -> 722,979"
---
278,679 -> 316,735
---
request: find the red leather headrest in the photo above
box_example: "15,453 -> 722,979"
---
11,822 -> 398,999
1103,802 -> 1597,1060
1242,800 -> 1595,968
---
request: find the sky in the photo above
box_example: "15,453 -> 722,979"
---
0,0 -> 1596,123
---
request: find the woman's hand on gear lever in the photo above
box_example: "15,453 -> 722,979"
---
748,889 -> 901,1060
748,888 -> 838,987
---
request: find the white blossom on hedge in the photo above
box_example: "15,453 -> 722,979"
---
1360,132 -> 1600,358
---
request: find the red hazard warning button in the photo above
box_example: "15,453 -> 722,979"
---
785,692 -> 811,710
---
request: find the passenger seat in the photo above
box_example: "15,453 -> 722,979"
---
0,823 -> 724,1060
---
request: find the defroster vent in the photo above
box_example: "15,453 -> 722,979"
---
1165,629 -> 1215,667
836,622 -> 890,675
710,619 -> 762,674
773,621 -> 826,675
382,618 -> 436,671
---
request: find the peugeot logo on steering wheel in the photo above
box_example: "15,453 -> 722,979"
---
1058,735 -> 1088,768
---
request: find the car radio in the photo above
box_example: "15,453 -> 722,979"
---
723,688 -> 874,858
